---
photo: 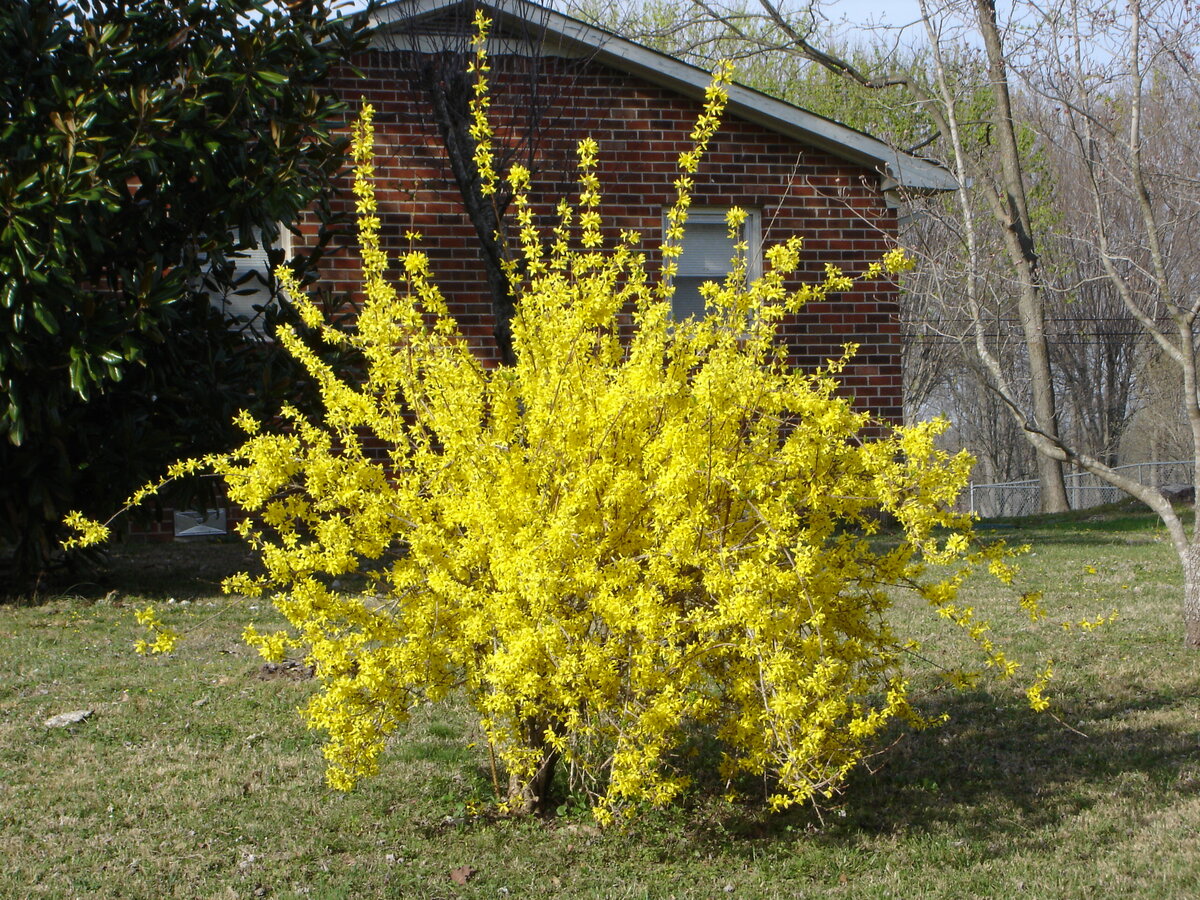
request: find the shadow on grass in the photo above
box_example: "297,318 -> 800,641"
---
983,499 -> 1192,539
675,684 -> 1199,859
40,539 -> 263,604
1002,534 -> 1170,549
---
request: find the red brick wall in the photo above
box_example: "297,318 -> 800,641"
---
129,51 -> 904,541
307,50 -> 904,423
127,512 -> 177,543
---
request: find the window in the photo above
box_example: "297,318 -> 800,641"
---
667,208 -> 761,321
205,225 -> 292,333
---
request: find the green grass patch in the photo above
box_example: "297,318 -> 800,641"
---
2,532 -> 1198,898
980,496 -> 1192,537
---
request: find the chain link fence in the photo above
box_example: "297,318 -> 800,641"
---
966,461 -> 1194,518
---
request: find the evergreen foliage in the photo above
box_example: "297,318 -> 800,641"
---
0,0 -> 368,582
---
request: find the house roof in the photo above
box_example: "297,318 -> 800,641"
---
369,0 -> 957,193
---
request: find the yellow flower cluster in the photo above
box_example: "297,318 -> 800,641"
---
1060,610 -> 1120,632
216,56 -> 1019,815
133,605 -> 180,656
1025,662 -> 1055,711
63,19 -> 1055,821
62,511 -> 110,551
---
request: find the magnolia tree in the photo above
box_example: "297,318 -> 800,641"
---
71,21 -> 1055,820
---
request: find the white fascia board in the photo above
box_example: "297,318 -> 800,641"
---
369,0 -> 957,192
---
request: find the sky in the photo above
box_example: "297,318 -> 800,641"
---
350,0 -> 1015,50
348,0 -> 976,35
816,0 -> 998,46
822,0 -> 929,31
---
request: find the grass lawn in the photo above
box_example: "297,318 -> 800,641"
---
2,506 -> 1199,899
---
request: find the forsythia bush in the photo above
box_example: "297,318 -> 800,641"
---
71,17 -> 1044,822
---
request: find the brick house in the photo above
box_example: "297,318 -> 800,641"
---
137,0 -> 952,540
316,0 -> 951,413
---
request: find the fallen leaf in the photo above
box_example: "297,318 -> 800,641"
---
449,865 -> 476,885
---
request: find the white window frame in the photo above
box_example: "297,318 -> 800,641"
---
665,207 -> 762,321
207,225 -> 292,336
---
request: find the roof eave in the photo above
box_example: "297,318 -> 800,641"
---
370,0 -> 958,193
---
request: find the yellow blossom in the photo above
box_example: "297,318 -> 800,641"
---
58,19 -> 1071,824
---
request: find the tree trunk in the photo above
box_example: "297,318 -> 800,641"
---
502,714 -> 561,814
1185,545 -> 1200,648
506,745 -> 559,815
972,0 -> 1069,513
417,58 -> 518,365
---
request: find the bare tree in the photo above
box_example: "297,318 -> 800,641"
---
901,194 -> 1039,484
860,0 -> 1200,641
1013,0 -> 1200,643
908,0 -> 1200,643
575,0 -> 1072,510
585,0 -> 1200,644
1044,250 -> 1147,467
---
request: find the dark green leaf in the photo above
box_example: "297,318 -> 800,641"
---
31,303 -> 58,335
0,0 -> 370,582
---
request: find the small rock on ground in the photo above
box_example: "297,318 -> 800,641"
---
44,709 -> 93,728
